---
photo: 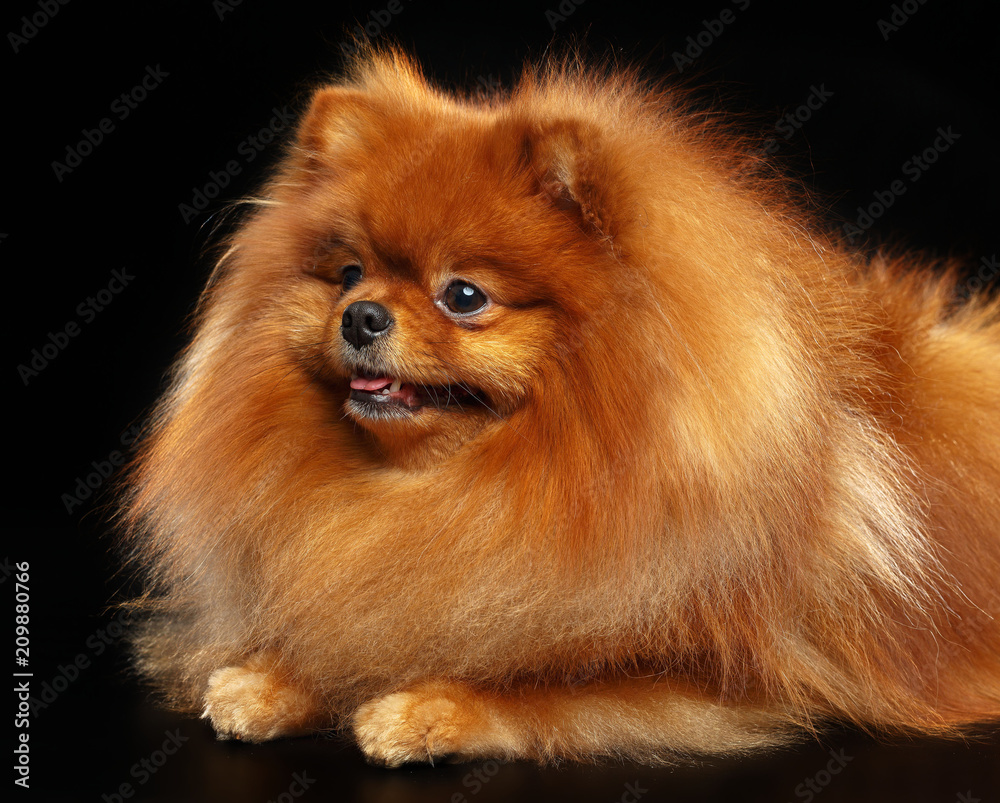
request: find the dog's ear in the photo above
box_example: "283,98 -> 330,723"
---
295,87 -> 380,173
523,120 -> 614,240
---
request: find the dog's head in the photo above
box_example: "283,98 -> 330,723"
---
252,51 -> 646,466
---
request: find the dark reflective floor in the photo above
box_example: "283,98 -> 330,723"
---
31,653 -> 1000,802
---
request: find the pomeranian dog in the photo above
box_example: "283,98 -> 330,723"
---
119,46 -> 1000,765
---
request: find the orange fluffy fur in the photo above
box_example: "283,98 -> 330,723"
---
119,47 -> 1000,765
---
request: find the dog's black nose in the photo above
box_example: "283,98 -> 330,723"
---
341,300 -> 394,349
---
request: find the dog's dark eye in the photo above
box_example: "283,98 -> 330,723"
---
443,281 -> 488,315
341,265 -> 363,292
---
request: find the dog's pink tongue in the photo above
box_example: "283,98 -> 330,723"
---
351,376 -> 393,392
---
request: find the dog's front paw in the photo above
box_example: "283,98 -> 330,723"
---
353,681 -> 494,766
202,665 -> 318,742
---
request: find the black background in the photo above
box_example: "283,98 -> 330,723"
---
7,0 -> 999,801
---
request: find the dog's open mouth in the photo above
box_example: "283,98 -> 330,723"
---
347,369 -> 480,417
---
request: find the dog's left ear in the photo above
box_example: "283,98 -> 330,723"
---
523,120 -> 615,241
